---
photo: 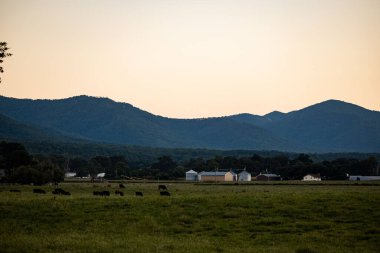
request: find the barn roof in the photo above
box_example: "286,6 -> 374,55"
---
186,170 -> 198,174
258,173 -> 280,177
239,170 -> 251,175
96,172 -> 106,178
305,173 -> 321,178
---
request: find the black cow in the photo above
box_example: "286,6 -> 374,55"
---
160,191 -> 171,196
115,190 -> 124,196
135,191 -> 143,197
52,188 -> 70,195
119,183 -> 126,188
33,189 -> 46,194
101,190 -> 110,196
10,189 -> 21,193
158,185 -> 167,191
93,190 -> 110,196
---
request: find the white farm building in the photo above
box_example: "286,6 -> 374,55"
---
64,172 -> 77,178
238,170 -> 251,181
186,170 -> 198,181
96,172 -> 106,178
303,173 -> 321,181
349,175 -> 380,181
198,171 -> 234,182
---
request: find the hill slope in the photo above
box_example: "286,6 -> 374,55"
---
267,100 -> 380,152
1,96 -> 379,152
228,100 -> 380,152
0,96 -> 298,151
0,113 -> 84,143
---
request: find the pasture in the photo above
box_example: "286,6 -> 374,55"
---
0,182 -> 379,253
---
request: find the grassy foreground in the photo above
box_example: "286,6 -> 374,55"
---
1,182 -> 379,253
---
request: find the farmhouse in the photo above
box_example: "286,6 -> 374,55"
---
198,171 -> 234,182
185,170 -> 198,181
303,173 -> 321,181
256,173 -> 281,181
238,170 -> 251,181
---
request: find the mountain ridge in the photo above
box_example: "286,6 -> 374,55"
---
0,95 -> 300,151
0,95 -> 379,152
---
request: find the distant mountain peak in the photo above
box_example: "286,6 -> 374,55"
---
298,99 -> 373,115
264,110 -> 284,117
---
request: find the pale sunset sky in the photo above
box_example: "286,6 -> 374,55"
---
1,0 -> 379,118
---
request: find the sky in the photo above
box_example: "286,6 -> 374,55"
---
1,0 -> 379,118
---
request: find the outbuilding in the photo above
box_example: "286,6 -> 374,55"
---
186,170 -> 198,181
230,171 -> 238,181
65,172 -> 77,178
303,173 -> 321,181
198,171 -> 234,182
349,175 -> 380,181
256,173 -> 281,181
96,172 -> 106,178
238,170 -> 251,181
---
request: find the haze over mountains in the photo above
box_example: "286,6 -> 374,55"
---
0,95 -> 379,153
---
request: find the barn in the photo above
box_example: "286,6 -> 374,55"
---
303,173 -> 321,181
238,170 -> 251,181
198,171 -> 234,182
349,175 -> 380,181
256,173 -> 281,181
185,170 -> 198,181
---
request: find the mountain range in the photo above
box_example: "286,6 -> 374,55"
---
0,95 -> 379,153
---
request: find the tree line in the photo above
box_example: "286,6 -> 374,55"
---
1,141 -> 378,183
0,142 -> 63,184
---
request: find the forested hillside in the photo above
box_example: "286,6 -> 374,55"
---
0,96 -> 299,151
1,96 -> 380,152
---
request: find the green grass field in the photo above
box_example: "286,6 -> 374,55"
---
1,182 -> 379,253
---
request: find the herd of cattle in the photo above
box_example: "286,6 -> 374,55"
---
9,184 -> 171,197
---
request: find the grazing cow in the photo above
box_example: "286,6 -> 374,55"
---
52,188 -> 70,195
93,190 -> 110,196
135,191 -> 143,197
115,190 -> 124,196
10,189 -> 21,193
119,183 -> 126,188
160,191 -> 171,196
158,185 -> 167,191
33,189 -> 46,194
101,190 -> 110,196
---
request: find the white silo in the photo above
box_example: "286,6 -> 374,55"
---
238,170 -> 251,181
186,170 -> 198,181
